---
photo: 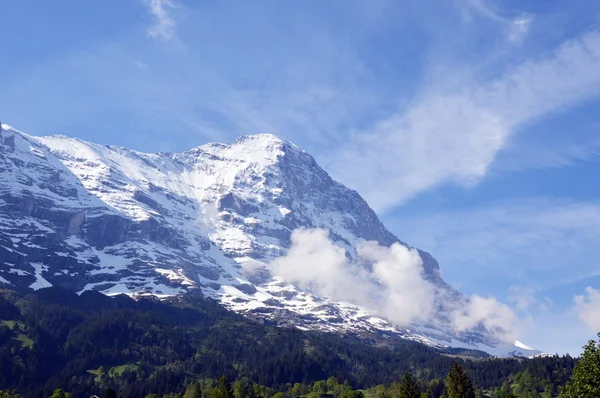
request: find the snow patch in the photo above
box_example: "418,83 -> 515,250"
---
29,263 -> 52,290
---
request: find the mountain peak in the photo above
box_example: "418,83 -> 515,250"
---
234,133 -> 286,145
0,124 -> 522,357
232,133 -> 304,157
186,133 -> 306,170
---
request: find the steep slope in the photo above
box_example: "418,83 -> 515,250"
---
0,123 -> 533,356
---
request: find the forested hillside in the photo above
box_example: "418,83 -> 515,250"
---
0,287 -> 577,397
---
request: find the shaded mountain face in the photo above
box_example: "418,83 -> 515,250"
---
0,124 -> 534,356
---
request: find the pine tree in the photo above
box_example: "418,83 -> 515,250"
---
560,333 -> 600,397
445,363 -> 475,398
212,377 -> 234,398
398,373 -> 420,398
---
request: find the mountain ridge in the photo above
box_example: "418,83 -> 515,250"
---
0,123 -> 539,357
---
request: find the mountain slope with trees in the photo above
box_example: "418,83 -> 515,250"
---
0,287 -> 579,397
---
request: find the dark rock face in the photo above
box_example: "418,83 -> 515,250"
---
235,284 -> 258,295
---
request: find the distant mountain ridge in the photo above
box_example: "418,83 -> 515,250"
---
0,123 -> 540,357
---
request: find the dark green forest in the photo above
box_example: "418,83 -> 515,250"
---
0,287 -> 585,397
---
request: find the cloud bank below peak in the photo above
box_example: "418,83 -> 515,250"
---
271,228 -> 521,344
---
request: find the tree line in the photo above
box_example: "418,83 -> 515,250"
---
0,287 -> 594,397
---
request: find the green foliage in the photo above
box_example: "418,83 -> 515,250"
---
48,389 -> 71,398
291,383 -> 305,397
560,333 -> 600,398
445,363 -> 475,398
425,379 -> 445,398
312,380 -> 327,394
339,389 -> 364,398
184,382 -> 203,398
327,376 -> 339,393
233,377 -> 256,398
374,384 -> 390,398
398,373 -> 420,398
212,377 -> 234,398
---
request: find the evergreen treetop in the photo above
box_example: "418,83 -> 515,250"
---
445,363 -> 475,398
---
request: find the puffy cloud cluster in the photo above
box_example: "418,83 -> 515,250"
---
357,240 -> 435,326
271,228 -> 362,304
272,228 -> 519,341
271,228 -> 433,326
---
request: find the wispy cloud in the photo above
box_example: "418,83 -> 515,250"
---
331,31 -> 600,212
388,199 -> 600,289
574,287 -> 600,331
508,285 -> 552,313
508,14 -> 534,44
494,140 -> 600,173
465,0 -> 533,43
143,0 -> 176,41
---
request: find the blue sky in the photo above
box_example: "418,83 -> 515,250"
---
2,0 -> 600,354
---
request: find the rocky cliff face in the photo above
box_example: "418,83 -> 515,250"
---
0,124 -> 536,356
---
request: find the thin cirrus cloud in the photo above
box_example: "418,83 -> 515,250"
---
387,198 -> 600,291
464,0 -> 533,43
142,0 -> 176,40
508,14 -> 534,44
508,286 -> 551,313
330,30 -> 600,213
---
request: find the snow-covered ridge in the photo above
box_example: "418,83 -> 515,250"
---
0,124 -> 535,357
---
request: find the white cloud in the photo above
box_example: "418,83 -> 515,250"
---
451,294 -> 519,343
358,240 -> 435,325
272,228 -> 518,339
271,228 -> 366,304
574,287 -> 600,331
271,228 -> 435,326
143,0 -> 176,40
331,31 -> 600,212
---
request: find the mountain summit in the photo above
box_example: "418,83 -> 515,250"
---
0,124 -> 537,357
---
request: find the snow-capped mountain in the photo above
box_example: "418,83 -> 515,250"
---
0,123 -> 537,357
